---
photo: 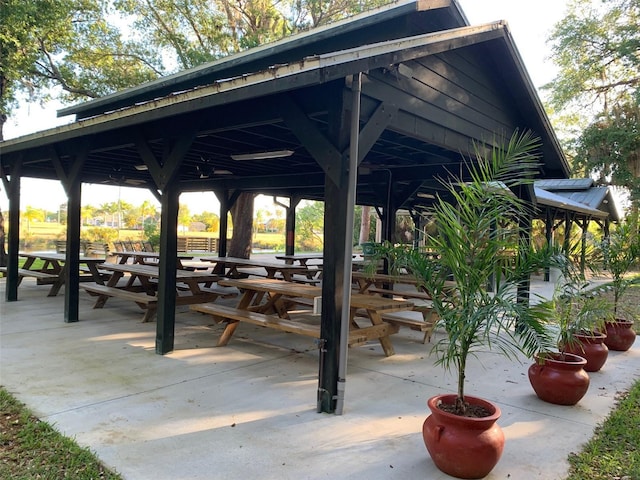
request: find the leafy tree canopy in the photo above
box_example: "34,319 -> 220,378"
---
545,0 -> 640,211
544,0 -> 640,116
0,0 -> 161,138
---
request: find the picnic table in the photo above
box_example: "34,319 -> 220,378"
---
198,256 -> 310,282
274,253 -> 324,266
81,263 -> 232,322
350,271 -> 453,343
192,278 -> 416,356
108,251 -> 198,268
0,252 -> 106,297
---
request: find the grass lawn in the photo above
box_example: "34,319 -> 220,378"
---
565,380 -> 640,479
0,387 -> 123,479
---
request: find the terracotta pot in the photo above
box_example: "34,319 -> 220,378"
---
563,332 -> 609,372
603,319 -> 636,351
422,394 -> 504,479
528,352 -> 590,405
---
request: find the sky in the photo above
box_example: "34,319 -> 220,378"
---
1,0 -> 570,216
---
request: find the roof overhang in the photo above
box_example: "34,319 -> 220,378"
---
535,186 -> 609,219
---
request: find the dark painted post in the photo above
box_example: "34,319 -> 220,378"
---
318,85 -> 351,414
580,217 -> 588,275
544,208 -> 552,281
5,174 -> 20,301
381,171 -> 396,244
411,211 -> 422,249
216,190 -> 229,257
64,180 -> 82,322
284,197 -> 301,256
603,218 -> 611,269
381,171 -> 396,276
156,184 -> 180,354
563,212 -> 572,257
516,210 -> 533,333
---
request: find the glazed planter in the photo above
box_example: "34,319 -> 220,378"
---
422,394 -> 504,479
528,352 -> 589,405
563,332 -> 609,372
603,319 -> 636,351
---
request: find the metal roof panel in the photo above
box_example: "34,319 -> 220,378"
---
534,186 -> 609,218
59,0 -> 468,120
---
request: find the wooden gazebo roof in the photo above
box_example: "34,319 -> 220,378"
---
1,0 -> 571,414
1,1 -> 569,211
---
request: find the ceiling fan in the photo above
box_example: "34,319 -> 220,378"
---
100,166 -> 146,186
196,157 -> 233,178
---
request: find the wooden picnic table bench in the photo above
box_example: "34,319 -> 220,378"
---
82,283 -> 158,322
190,303 -> 398,349
81,263 -> 230,322
1,253 -> 106,296
366,286 -> 433,301
361,285 -> 439,343
0,266 -> 58,282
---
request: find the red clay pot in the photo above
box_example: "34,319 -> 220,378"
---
528,352 -> 589,405
563,332 -> 609,372
422,394 -> 504,479
603,320 -> 636,351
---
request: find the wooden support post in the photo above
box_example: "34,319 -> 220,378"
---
284,197 -> 301,256
156,184 -> 180,355
5,170 -> 20,302
317,85 -> 354,414
64,180 -> 82,322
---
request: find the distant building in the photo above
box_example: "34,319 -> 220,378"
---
189,221 -> 207,232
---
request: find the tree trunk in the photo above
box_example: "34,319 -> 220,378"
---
0,110 -> 7,266
359,205 -> 371,244
0,207 -> 6,267
228,192 -> 254,258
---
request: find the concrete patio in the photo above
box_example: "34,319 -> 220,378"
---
1,271 -> 639,479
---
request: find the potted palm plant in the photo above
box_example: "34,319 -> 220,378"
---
535,251 -> 611,373
599,217 -> 639,351
528,245 -> 613,406
384,130 -> 553,479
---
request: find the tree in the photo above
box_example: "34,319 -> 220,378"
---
358,205 -> 371,245
139,200 -> 158,229
96,202 -> 119,227
178,204 -> 192,231
228,193 -> 254,258
545,0 -> 640,117
22,206 -> 44,234
545,0 -> 640,210
295,201 -> 324,250
573,103 -> 640,211
192,211 -> 220,232
80,205 -> 96,226
0,0 -> 161,139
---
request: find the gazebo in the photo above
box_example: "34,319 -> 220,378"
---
0,0 -> 570,413
535,179 -> 622,277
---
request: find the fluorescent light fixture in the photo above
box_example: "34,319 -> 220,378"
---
231,149 -> 294,161
417,192 -> 435,199
134,164 -> 148,171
